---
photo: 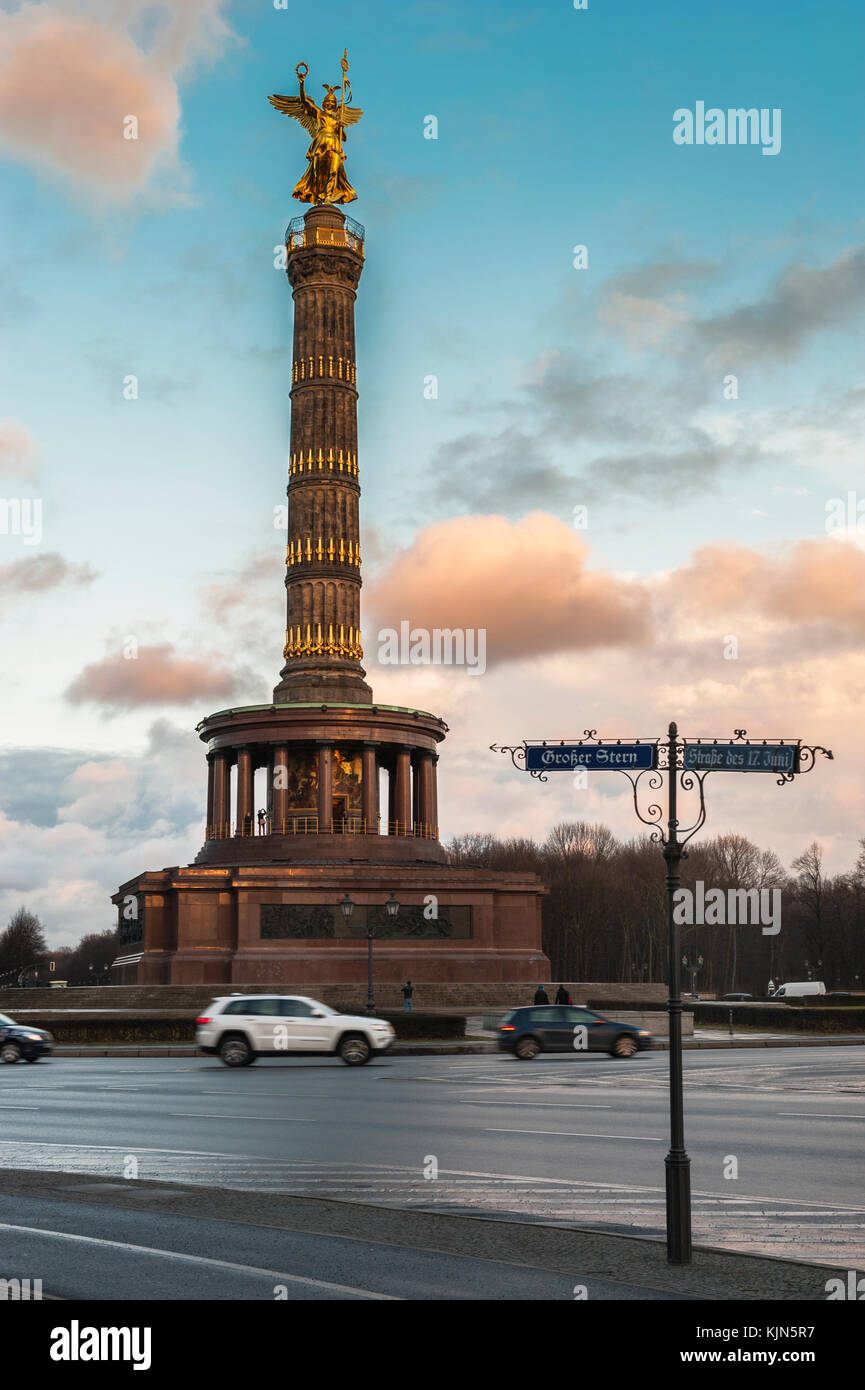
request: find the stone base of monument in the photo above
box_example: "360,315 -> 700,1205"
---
111,862 -> 549,987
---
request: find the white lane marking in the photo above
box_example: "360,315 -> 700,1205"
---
5,1140 -> 864,1215
778,1112 -> 865,1119
169,1114 -> 316,1121
0,1140 -> 253,1158
0,1104 -> 40,1110
459,1101 -> 612,1110
0,1221 -> 399,1299
485,1128 -> 663,1141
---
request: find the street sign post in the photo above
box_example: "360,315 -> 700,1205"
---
493,724 -> 833,1265
683,743 -> 797,774
526,743 -> 655,772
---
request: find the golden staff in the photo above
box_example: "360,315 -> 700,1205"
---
339,48 -> 351,127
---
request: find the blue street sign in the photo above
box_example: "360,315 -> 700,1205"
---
682,743 -> 798,774
526,743 -> 655,772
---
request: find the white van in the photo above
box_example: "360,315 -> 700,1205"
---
771,981 -> 826,998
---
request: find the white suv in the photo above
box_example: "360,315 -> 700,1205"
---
196,995 -> 396,1067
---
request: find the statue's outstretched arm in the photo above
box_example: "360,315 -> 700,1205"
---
297,77 -> 318,121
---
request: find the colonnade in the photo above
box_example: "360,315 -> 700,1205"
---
205,743 -> 438,840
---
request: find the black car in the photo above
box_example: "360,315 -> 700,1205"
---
0,1013 -> 53,1063
498,1005 -> 652,1060
721,993 -> 753,1001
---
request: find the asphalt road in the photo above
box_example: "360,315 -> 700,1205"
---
0,1045 -> 862,1283
0,1187 -> 694,1301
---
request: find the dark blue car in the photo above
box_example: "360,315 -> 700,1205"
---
0,1012 -> 53,1063
498,1005 -> 652,1060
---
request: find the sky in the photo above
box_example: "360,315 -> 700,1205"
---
0,0 -> 864,947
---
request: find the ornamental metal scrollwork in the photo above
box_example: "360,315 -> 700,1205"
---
490,743 -> 549,783
619,767 -> 665,844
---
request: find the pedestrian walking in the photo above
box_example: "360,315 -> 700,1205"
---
533,985 -> 549,1005
401,980 -> 414,1013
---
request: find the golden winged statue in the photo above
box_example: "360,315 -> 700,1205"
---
268,50 -> 362,205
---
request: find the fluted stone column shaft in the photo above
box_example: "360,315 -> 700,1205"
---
430,754 -> 439,839
206,754 -> 215,831
361,744 -> 378,832
236,748 -> 254,833
212,753 -> 231,838
317,743 -> 333,833
417,751 -> 434,834
271,745 -> 289,832
394,748 -> 412,835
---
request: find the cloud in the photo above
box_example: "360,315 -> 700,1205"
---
0,551 -> 96,592
363,524 -> 865,874
0,717 -> 207,946
0,416 -> 39,478
0,1 -> 235,203
429,426 -> 575,513
0,746 -> 98,826
365,512 -> 650,666
692,244 -> 865,365
65,642 -> 247,709
421,244 -> 865,520
367,511 -> 865,675
196,550 -> 284,669
427,352 -> 756,513
665,537 -> 865,638
598,258 -> 718,350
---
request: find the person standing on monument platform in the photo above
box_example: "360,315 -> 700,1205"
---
401,981 -> 414,1013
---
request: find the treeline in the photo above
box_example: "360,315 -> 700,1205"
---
446,825 -> 865,996
0,909 -> 118,986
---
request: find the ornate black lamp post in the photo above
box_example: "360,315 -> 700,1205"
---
343,892 -> 400,1017
682,953 -> 703,996
370,892 -> 400,1016
339,892 -> 356,1004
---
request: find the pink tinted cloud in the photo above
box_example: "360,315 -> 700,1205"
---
0,2 -> 233,200
0,7 -> 179,196
366,517 -> 865,676
365,512 -> 650,665
668,538 -> 865,633
0,552 -> 96,592
0,417 -> 39,479
65,643 -> 242,708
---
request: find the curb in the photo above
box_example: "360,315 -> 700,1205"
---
46,1034 -> 865,1057
47,1041 -> 499,1058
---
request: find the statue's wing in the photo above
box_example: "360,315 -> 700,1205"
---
267,93 -> 318,137
341,105 -> 363,127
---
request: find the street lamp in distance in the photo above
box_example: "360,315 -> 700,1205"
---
364,893 -> 400,1017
